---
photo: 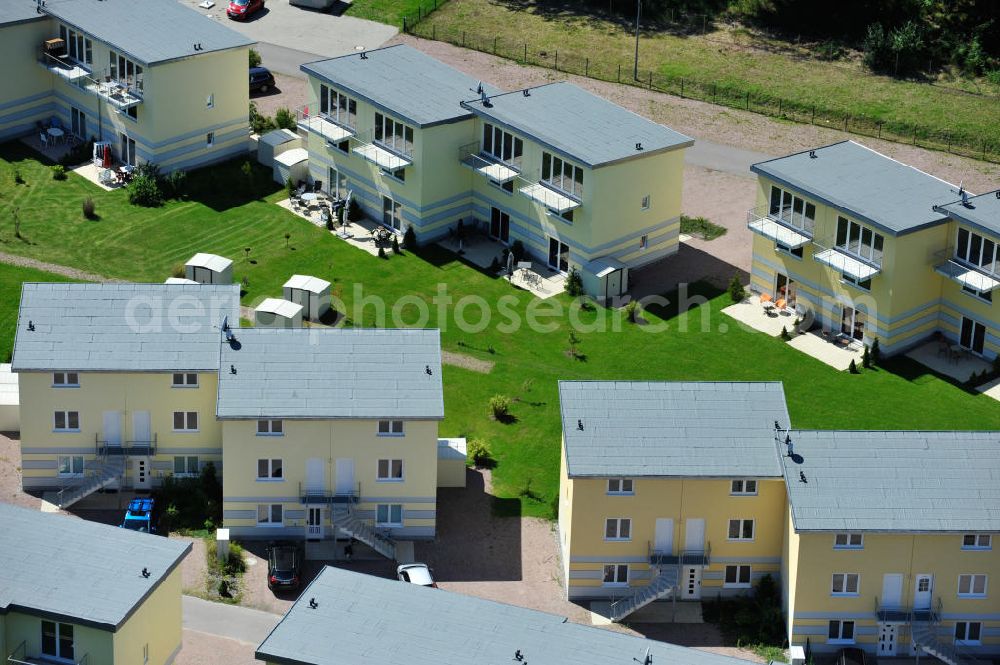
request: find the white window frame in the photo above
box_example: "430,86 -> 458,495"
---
59,25 -> 92,67
256,458 -> 283,481
52,372 -> 79,387
41,620 -> 75,661
376,503 -> 404,527
955,227 -> 999,276
639,234 -> 648,250
602,563 -> 629,586
57,455 -> 84,477
376,458 -> 404,482
377,420 -> 404,436
374,112 -> 413,157
257,419 -> 284,436
173,455 -> 199,477
319,85 -> 357,129
834,533 -> 864,549
206,93 -> 214,109
728,518 -> 755,541
831,573 -> 861,596
172,411 -> 198,432
604,517 -> 632,541
835,215 -> 885,266
954,621 -> 982,645
828,619 -> 855,644
257,503 -> 283,526
606,478 -> 634,495
482,122 -> 524,169
53,411 -> 80,432
206,132 -> 215,147
724,564 -> 752,588
541,151 -> 584,200
641,195 -> 651,210
962,534 -> 992,550
730,479 -> 758,496
171,372 -> 198,388
958,574 -> 987,598
768,185 -> 816,235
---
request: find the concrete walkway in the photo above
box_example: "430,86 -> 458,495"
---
182,595 -> 281,646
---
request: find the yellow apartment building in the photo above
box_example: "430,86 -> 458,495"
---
296,44 -> 693,300
0,0 -> 251,171
747,141 -> 997,359
0,502 -> 189,665
557,380 -> 792,620
217,327 -> 444,557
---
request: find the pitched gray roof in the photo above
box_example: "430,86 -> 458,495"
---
217,328 -> 444,419
40,0 -> 254,65
751,141 -> 961,235
12,283 -> 241,373
0,503 -> 190,630
782,430 -> 1000,532
0,0 -> 45,26
935,189 -> 1000,238
300,44 -> 499,128
257,566 -> 753,665
559,381 -> 790,478
462,82 -> 693,168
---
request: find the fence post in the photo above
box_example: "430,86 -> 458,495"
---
844,115 -> 848,133
617,63 -> 621,82
402,16 -> 407,32
523,43 -> 527,63
462,31 -> 466,47
811,105 -> 815,124
912,126 -> 917,145
746,91 -> 750,110
585,57 -> 589,77
418,5 -> 422,20
433,24 -> 436,40
648,71 -> 652,89
777,98 -> 782,117
493,36 -> 498,55
712,83 -> 716,102
877,121 -> 882,139
555,50 -> 558,71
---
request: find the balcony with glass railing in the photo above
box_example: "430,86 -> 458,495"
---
746,204 -> 813,249
458,141 -> 519,183
811,233 -> 884,282
517,168 -> 582,214
352,129 -> 412,171
296,105 -> 355,145
934,246 -> 1000,294
38,51 -> 143,110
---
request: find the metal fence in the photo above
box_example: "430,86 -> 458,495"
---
405,21 -> 1000,165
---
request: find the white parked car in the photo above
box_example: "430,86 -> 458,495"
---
396,563 -> 437,588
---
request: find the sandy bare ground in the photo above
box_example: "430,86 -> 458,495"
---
442,349 -> 495,373
174,629 -> 258,665
0,433 -> 38,509
177,535 -> 208,596
0,252 -> 118,283
251,74 -> 308,119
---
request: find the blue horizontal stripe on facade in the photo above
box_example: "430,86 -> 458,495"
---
569,555 -> 651,564
569,570 -> 603,580
223,510 -> 256,520
709,556 -> 783,564
156,448 -> 223,455
21,460 -> 57,469
0,89 -> 53,112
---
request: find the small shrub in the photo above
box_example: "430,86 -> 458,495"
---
248,48 -> 262,68
792,317 -> 801,333
624,300 -> 640,323
680,214 -> 727,240
284,232 -> 291,248
728,275 -> 747,303
250,101 -> 278,135
274,107 -> 296,131
565,267 -> 584,297
848,359 -> 859,374
488,394 -> 513,422
518,478 -> 542,502
861,345 -> 871,369
347,197 -> 363,222
240,160 -> 253,184
59,138 -> 95,167
566,331 -> 584,360
467,439 -> 495,468
870,337 -> 881,366
987,69 -> 1000,87
51,165 -> 67,180
285,177 -> 295,199
171,263 -> 185,278
780,326 -> 791,341
391,235 -> 401,254
325,216 -> 335,231
510,239 -> 526,263
82,197 -> 96,220
164,169 -> 188,199
403,225 -> 417,250
378,246 -> 388,259
127,174 -> 163,207
14,170 -> 24,184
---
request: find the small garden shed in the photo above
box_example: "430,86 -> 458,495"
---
274,148 -> 309,188
185,253 -> 233,285
437,438 -> 467,488
282,274 -> 332,321
255,298 -> 303,329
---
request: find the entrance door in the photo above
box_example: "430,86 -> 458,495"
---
119,132 -> 136,166
914,574 -> 933,610
305,458 -> 324,494
841,307 -> 865,341
653,518 -> 674,555
684,518 -> 705,553
328,166 -> 347,200
132,411 -> 151,446
71,107 -> 86,139
878,623 -> 897,657
306,507 -> 322,540
103,411 -> 122,446
548,237 -> 569,273
605,269 -> 623,300
382,196 -> 402,231
334,458 -> 355,496
490,207 -> 510,243
960,316 -> 986,355
776,273 -> 796,308
682,566 -> 702,599
881,573 -> 903,608
133,457 -> 151,489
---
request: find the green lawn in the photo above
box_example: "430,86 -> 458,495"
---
344,0 -> 442,27
415,0 -> 1000,158
2,144 -> 999,517
0,263 -> 76,362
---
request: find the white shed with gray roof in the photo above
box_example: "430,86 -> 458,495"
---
282,274 -> 331,321
254,297 -> 303,328
185,252 -> 233,285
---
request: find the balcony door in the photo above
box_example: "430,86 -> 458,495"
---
653,518 -> 674,555
103,410 -> 122,446
490,207 -> 510,244
775,273 -> 796,308
548,237 -> 569,273
71,107 -> 87,140
382,196 -> 402,232
335,458 -> 354,496
913,574 -> 933,611
132,410 -> 151,445
960,316 -> 986,355
841,306 -> 865,341
119,132 -> 136,166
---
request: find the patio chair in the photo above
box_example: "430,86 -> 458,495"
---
39,133 -> 48,148
313,180 -> 323,193
50,116 -> 61,129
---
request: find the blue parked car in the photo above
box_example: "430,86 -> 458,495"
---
120,497 -> 155,533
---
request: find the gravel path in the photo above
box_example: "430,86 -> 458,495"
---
0,251 -> 119,283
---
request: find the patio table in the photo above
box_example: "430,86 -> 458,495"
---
47,127 -> 64,144
300,193 -> 318,203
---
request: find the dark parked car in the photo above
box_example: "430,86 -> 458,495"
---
267,543 -> 301,591
227,0 -> 264,20
249,67 -> 275,94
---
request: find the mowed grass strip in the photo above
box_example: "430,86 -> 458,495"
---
418,0 -> 1000,149
0,263 -> 77,362
2,143 -> 999,517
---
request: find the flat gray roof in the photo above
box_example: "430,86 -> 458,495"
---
782,430 -> 1000,532
12,283 -> 241,373
463,81 -> 693,168
256,566 -> 754,665
935,189 -> 1000,238
0,0 -> 45,26
751,141 -> 961,235
0,503 -> 189,630
301,44 -> 499,128
217,328 -> 444,419
40,0 -> 254,65
560,381 -> 790,478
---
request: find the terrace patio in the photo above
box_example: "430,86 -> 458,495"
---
905,339 -> 992,384
436,234 -> 566,300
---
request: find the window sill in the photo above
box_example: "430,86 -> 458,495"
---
53,429 -> 81,433
256,433 -> 284,437
839,279 -> 871,293
727,538 -> 755,543
376,478 -> 405,483
171,385 -> 199,389
256,523 -> 284,528
172,430 -> 200,434
827,640 -> 856,646
723,583 -> 752,589
173,473 -> 198,478
774,247 -> 804,261
961,290 -> 993,305
376,523 -> 403,528
255,478 -> 284,482
606,492 -> 635,497
831,593 -> 860,597
730,493 -> 758,497
955,641 -> 982,647
58,473 -> 84,478
604,538 -> 632,543
52,385 -> 80,389
961,547 -> 992,551
958,594 -> 987,599
833,546 -> 864,551
376,433 -> 405,438
602,582 -> 629,588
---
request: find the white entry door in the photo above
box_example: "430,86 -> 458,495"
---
878,623 -> 897,657
306,507 -> 322,540
335,458 -> 355,496
914,574 -> 933,610
133,457 -> 151,489
305,458 -> 324,494
132,411 -> 151,445
684,518 -> 705,553
654,518 -> 674,555
682,566 -> 702,599
882,573 -> 904,608
103,411 -> 122,446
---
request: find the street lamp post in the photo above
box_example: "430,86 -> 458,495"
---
633,0 -> 641,80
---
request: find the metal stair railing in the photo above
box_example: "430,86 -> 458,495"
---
608,565 -> 679,622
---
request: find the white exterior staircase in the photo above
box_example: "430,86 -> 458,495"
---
609,565 -> 679,622
913,622 -> 978,665
43,456 -> 125,509
332,505 -> 397,561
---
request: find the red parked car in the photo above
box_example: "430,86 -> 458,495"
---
227,0 -> 264,20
